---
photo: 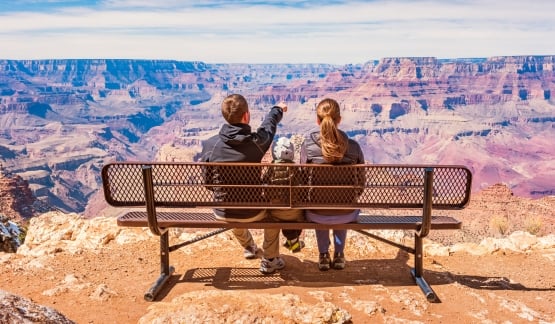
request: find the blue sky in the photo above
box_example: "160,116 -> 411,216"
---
0,0 -> 554,64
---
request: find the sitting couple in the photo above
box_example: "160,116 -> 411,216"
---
199,94 -> 365,274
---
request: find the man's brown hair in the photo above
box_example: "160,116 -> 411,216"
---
221,94 -> 248,124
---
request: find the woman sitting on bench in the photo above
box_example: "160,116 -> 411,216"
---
300,98 -> 365,271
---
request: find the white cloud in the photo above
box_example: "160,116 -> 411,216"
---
0,0 -> 554,63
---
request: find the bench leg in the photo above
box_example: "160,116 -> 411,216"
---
354,229 -> 437,302
411,234 -> 437,302
144,231 -> 175,301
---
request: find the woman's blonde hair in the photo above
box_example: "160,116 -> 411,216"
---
316,98 -> 347,163
221,94 -> 248,124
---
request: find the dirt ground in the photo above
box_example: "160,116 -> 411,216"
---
1,226 -> 554,323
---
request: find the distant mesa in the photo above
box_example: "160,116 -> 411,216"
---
0,56 -> 554,214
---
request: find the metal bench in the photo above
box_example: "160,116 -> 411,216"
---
101,162 -> 472,302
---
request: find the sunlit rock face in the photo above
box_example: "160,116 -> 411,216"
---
0,56 -> 554,214
0,171 -> 37,220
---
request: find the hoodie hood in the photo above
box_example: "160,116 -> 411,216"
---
219,123 -> 252,145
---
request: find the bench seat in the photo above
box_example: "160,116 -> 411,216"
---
118,210 -> 462,230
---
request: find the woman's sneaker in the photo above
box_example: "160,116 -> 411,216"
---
243,244 -> 259,259
259,257 -> 285,274
318,252 -> 331,271
332,252 -> 346,270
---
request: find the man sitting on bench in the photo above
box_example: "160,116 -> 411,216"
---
198,93 -> 292,274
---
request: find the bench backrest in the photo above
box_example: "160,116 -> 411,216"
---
102,162 -> 472,210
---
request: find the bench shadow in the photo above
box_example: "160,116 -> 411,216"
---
157,251 -> 414,295
154,250 -> 554,300
441,273 -> 555,292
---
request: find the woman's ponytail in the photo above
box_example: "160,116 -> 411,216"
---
316,99 -> 347,163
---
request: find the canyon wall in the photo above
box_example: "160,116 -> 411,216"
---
0,57 -> 554,214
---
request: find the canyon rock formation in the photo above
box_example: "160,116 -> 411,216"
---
0,56 -> 554,214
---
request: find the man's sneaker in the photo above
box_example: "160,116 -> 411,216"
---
243,244 -> 259,259
284,238 -> 305,253
318,252 -> 331,271
332,252 -> 346,270
259,257 -> 285,274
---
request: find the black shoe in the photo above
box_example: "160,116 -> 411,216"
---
318,252 -> 331,271
332,252 -> 346,270
284,238 -> 305,253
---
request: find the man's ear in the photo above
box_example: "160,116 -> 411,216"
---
241,110 -> 250,124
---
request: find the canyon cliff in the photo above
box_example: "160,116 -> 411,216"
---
0,56 -> 554,214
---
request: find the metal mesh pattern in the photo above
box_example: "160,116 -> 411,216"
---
118,211 -> 461,230
102,162 -> 472,210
